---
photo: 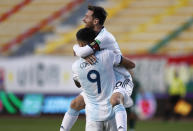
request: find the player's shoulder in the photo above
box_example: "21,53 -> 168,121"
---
97,49 -> 111,54
100,28 -> 110,34
96,28 -> 115,40
96,49 -> 114,58
103,28 -> 115,38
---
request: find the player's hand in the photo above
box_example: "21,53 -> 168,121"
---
85,54 -> 96,65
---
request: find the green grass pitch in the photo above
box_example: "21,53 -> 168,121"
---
0,116 -> 192,131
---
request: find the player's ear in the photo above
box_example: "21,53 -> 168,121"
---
93,18 -> 99,25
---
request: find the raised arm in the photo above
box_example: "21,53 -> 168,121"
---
109,50 -> 135,69
108,50 -> 135,77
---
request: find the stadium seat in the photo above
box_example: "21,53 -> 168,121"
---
105,0 -> 193,54
1,0 -> 193,55
0,0 -> 71,48
0,0 -> 23,16
159,24 -> 193,54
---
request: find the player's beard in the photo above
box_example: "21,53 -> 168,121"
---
85,22 -> 94,29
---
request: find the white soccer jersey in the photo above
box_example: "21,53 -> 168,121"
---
96,28 -> 134,107
95,28 -> 121,55
73,28 -> 121,57
96,28 -> 132,78
73,27 -> 132,78
72,50 -> 121,121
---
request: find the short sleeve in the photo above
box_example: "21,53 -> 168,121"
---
73,44 -> 94,58
107,50 -> 122,66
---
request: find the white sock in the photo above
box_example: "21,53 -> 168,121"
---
113,104 -> 127,131
60,108 -> 79,131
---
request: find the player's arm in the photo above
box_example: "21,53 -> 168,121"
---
111,51 -> 135,69
111,52 -> 135,77
73,44 -> 94,58
120,56 -> 135,70
73,80 -> 81,88
73,43 -> 99,64
73,38 -> 100,56
73,76 -> 81,88
73,47 -> 95,64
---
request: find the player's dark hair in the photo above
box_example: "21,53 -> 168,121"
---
88,5 -> 107,25
76,27 -> 97,44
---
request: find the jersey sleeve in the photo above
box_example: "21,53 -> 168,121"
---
108,52 -> 131,77
107,50 -> 122,66
73,28 -> 121,58
72,62 -> 80,82
73,44 -> 94,58
73,39 -> 101,58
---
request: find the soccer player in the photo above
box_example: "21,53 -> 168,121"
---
72,27 -> 118,131
73,27 -> 134,131
60,6 -> 135,131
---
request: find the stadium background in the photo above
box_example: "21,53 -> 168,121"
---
0,0 -> 193,131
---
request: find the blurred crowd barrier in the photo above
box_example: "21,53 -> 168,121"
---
130,54 -> 193,94
130,54 -> 193,119
0,54 -> 192,117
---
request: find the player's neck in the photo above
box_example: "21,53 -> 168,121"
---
93,25 -> 103,33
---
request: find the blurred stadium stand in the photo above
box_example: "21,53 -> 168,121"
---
0,0 -> 83,56
34,0 -> 193,56
0,0 -> 31,22
0,0 -> 192,56
34,0 -> 124,55
106,0 -> 193,55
